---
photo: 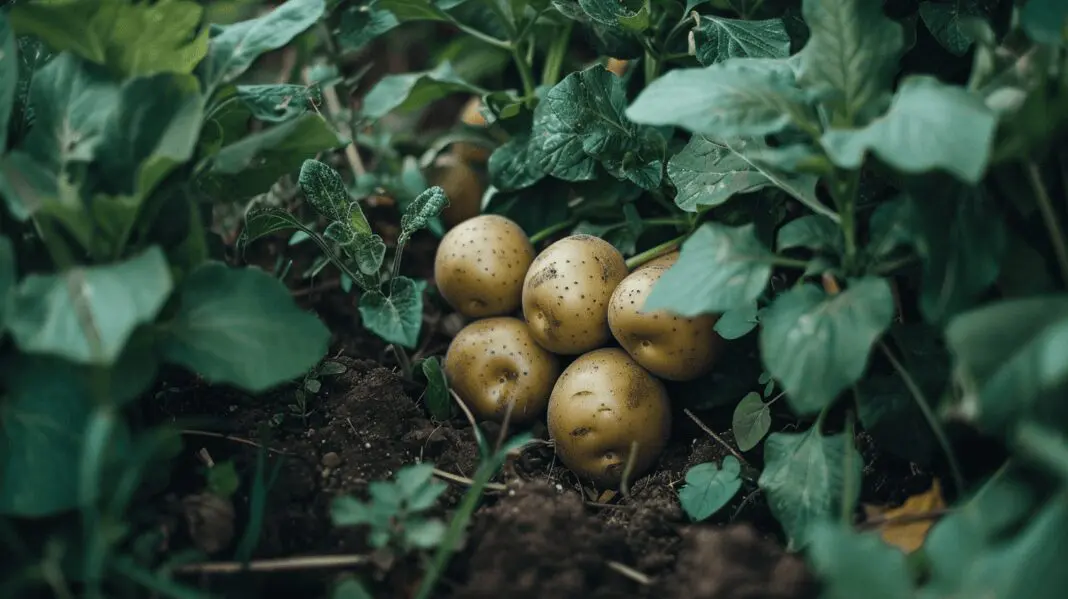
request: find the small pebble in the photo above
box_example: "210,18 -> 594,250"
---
321,452 -> 342,468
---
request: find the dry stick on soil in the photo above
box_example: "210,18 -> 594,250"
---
175,554 -> 369,574
682,408 -> 752,468
606,561 -> 652,585
181,430 -> 292,456
432,468 -> 507,492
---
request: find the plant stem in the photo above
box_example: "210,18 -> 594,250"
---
542,21 -> 573,87
879,341 -> 965,494
448,17 -> 511,50
1013,421 -> 1068,485
830,169 -> 860,270
769,256 -> 810,270
512,42 -> 537,98
625,234 -> 688,269
529,219 -> 576,244
1025,161 -> 1068,285
643,48 -> 660,85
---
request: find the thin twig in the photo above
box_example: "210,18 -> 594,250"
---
682,409 -> 752,468
1026,160 -> 1068,285
585,501 -> 636,510
606,561 -> 652,585
180,430 -> 292,456
432,468 -> 507,492
858,508 -> 953,530
174,554 -> 369,574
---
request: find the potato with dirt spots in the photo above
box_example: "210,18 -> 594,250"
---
608,264 -> 724,381
521,234 -> 628,355
434,214 -> 535,318
547,347 -> 671,488
635,250 -> 678,271
444,317 -> 561,424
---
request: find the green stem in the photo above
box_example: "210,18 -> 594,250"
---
625,234 -> 687,269
879,341 -> 966,494
840,409 -> 857,525
643,47 -> 660,85
1025,161 -> 1068,286
542,21 -> 573,87
815,403 -> 832,431
448,17 -> 511,50
529,219 -> 576,244
512,42 -> 537,98
643,217 -> 691,228
1013,421 -> 1068,485
769,256 -> 810,270
830,169 -> 860,270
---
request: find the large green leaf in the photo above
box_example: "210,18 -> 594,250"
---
198,0 -> 325,91
0,13 -> 16,150
645,222 -> 773,316
361,62 -> 486,120
805,523 -> 913,599
796,0 -> 905,125
758,426 -> 862,549
759,278 -> 894,414
336,2 -> 401,53
7,247 -> 173,365
488,133 -> 544,192
577,0 -> 649,32
234,84 -> 324,123
1021,0 -> 1068,46
776,214 -> 842,254
944,295 -> 1068,435
821,76 -> 998,184
691,16 -> 791,66
161,262 -> 332,392
9,0 -> 209,76
918,1 -> 986,56
678,458 -> 743,521
626,58 -> 812,139
532,66 -> 665,189
358,276 -> 426,349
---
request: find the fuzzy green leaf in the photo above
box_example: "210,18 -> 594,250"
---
626,59 -> 811,138
821,76 -> 997,184
9,0 -> 209,76
162,262 -> 331,392
760,278 -> 894,414
353,234 -> 387,275
299,159 -> 372,235
732,392 -> 771,451
361,62 -> 485,119
199,0 -> 325,90
759,426 -> 862,549
678,458 -> 743,521
776,214 -> 842,254
805,523 -> 914,599
421,356 -> 453,421
240,206 -> 309,246
235,84 -> 324,123
692,16 -> 791,66
400,186 -> 449,244
0,14 -> 16,149
359,277 -> 426,348
532,66 -> 665,189
797,0 -> 905,124
578,0 -> 649,32
919,1 -> 986,56
645,223 -> 773,316
8,247 -> 172,365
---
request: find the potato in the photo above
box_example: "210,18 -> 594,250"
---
608,264 -> 724,381
522,234 -> 628,355
429,158 -> 484,228
435,215 -> 535,318
452,96 -> 491,163
635,250 -> 678,271
547,347 -> 671,487
445,317 -> 561,424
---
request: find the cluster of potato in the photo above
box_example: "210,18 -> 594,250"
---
433,213 -> 727,488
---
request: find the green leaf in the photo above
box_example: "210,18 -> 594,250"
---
9,0 -> 209,77
732,392 -> 771,451
678,458 -> 743,521
400,186 -> 449,244
944,295 -> 1068,435
691,16 -> 791,66
337,2 -> 401,53
161,262 -> 332,392
776,214 -> 842,254
863,199 -> 912,267
235,84 -> 324,123
0,13 -> 16,149
626,58 -> 812,139
578,0 -> 649,32
821,76 -> 998,184
0,355 -> 92,516
352,234 -> 387,275
759,278 -> 894,414
299,159 -> 372,235
796,0 -> 905,124
918,1 -> 986,56
645,223 -> 773,316
333,578 -> 375,599
421,356 -> 452,421
488,134 -> 544,191
207,460 -> 241,498
199,0 -> 325,91
358,276 -> 425,349
240,206 -> 309,245
1020,0 -> 1068,46
532,66 -> 665,189
713,301 -> 760,340
668,136 -> 821,213
805,523 -> 914,599
905,182 -> 1005,324
758,426 -> 862,549
376,0 -> 454,21
8,247 -> 172,365
0,236 -> 13,328
361,62 -> 485,120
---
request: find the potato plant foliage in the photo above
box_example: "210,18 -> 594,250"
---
1,0 -> 1068,597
